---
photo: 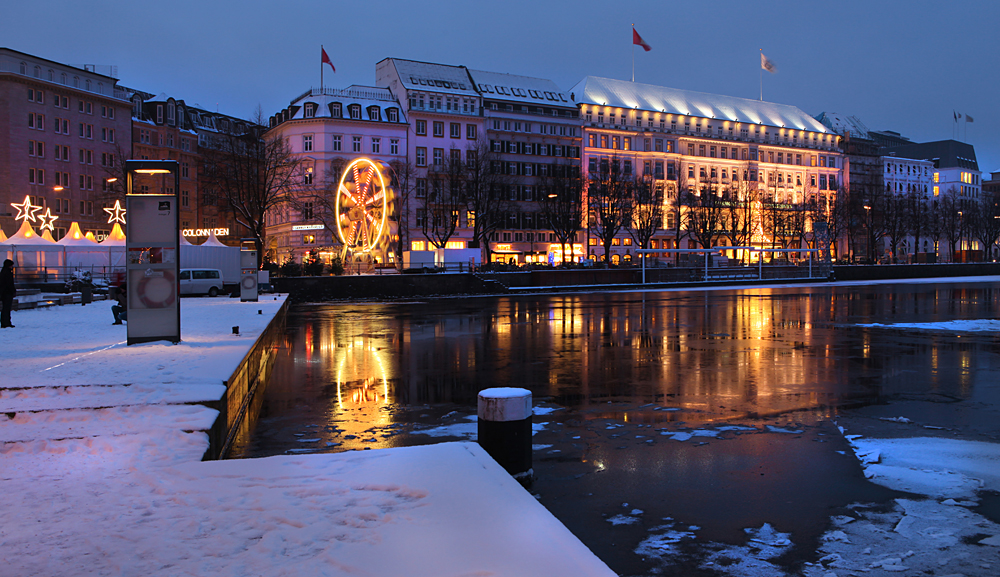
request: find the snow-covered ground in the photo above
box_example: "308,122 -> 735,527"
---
0,298 -> 614,576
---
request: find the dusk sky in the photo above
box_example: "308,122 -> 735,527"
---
4,0 -> 997,173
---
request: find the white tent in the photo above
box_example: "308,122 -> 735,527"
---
59,222 -> 122,271
1,221 -> 66,274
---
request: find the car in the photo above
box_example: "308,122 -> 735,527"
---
179,268 -> 224,297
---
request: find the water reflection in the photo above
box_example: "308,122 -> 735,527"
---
238,282 -> 1000,456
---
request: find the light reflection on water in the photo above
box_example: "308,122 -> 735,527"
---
237,282 -> 1000,457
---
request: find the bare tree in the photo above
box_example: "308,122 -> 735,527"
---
880,190 -> 907,263
463,139 -> 514,262
538,166 -> 584,265
587,154 -> 634,263
905,189 -> 930,260
940,188 -> 963,261
420,153 -> 465,249
720,170 -> 757,263
974,188 -> 1000,259
389,159 -> 418,263
686,177 -> 725,250
626,175 -> 664,257
201,107 -> 301,266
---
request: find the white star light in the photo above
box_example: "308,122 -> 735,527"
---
11,196 -> 42,222
37,208 -> 59,232
104,200 -> 126,225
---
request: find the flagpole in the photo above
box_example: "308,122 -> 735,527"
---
320,45 -> 324,91
759,49 -> 763,101
632,25 -> 635,83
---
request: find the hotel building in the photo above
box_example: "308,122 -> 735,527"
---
569,76 -> 845,264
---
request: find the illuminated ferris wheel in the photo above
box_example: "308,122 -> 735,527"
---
335,158 -> 392,255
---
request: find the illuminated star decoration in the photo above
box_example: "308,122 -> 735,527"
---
11,196 -> 42,223
37,208 -> 59,232
104,199 -> 126,225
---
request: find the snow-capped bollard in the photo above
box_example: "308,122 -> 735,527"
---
478,387 -> 532,481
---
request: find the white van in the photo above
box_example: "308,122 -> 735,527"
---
179,269 -> 224,297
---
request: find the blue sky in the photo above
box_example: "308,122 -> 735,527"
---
4,0 -> 997,172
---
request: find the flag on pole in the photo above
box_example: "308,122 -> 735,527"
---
321,47 -> 335,72
965,114 -> 974,123
760,53 -> 776,73
954,110 -> 961,121
633,28 -> 651,52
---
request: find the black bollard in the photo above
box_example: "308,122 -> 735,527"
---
477,388 -> 532,481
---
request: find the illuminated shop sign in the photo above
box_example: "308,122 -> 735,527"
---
181,228 -> 229,237
292,224 -> 325,231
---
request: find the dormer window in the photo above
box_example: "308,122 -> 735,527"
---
304,103 -> 317,118
349,104 -> 361,120
167,103 -> 175,124
368,106 -> 381,121
19,61 -> 26,74
387,108 -> 398,122
156,105 -> 164,123
331,102 -> 342,118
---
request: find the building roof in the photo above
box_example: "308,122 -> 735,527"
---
466,69 -> 572,107
568,76 -> 831,133
815,112 -> 871,140
379,58 -> 478,97
881,140 -> 979,171
284,85 -> 404,121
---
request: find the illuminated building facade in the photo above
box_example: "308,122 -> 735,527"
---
0,48 -> 132,240
376,58 -> 485,255
467,68 -> 582,263
265,86 -> 408,264
124,89 -> 244,243
570,76 -> 845,264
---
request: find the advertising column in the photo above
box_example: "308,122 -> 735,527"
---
125,160 -> 180,345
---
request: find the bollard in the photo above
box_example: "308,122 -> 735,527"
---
477,388 -> 532,481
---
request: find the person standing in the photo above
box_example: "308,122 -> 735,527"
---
0,259 -> 15,328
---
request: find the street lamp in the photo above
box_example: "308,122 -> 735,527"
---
863,204 -> 871,263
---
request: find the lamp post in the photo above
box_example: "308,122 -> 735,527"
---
863,204 -> 871,263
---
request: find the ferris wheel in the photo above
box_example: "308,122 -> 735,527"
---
335,158 -> 392,255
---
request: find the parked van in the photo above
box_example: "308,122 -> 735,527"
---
179,269 -> 224,297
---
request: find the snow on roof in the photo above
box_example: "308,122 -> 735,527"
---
385,58 -> 478,96
287,85 -> 406,122
568,76 -> 830,133
467,69 -> 572,107
815,112 -> 870,139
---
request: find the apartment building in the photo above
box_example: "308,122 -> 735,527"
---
0,48 -> 132,240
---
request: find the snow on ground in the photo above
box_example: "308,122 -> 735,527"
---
1,298 -> 615,576
2,440 -> 615,577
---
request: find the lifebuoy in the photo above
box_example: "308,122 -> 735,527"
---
137,269 -> 176,308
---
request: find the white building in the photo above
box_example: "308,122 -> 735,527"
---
570,76 -> 844,264
376,58 -> 485,255
265,86 -> 408,265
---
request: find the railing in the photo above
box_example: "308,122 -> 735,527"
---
11,266 -> 126,286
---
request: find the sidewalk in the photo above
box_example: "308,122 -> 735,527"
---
0,296 -> 614,576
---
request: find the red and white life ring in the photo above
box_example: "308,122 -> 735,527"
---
137,269 -> 176,308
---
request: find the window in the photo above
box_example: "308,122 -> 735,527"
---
352,136 -> 362,152
433,122 -> 444,137
332,135 -> 342,151
302,202 -> 314,220
349,105 -> 361,119
433,148 -> 443,166
371,137 -> 380,153
416,120 -> 426,135
332,103 -> 342,118
181,189 -> 190,208
390,139 -> 399,155
304,103 -> 316,118
416,179 -> 427,197
450,123 -> 461,138
416,147 -> 427,166
304,170 -> 314,185
303,135 -> 313,152
368,106 -> 380,121
467,124 -> 477,139
387,108 -> 398,122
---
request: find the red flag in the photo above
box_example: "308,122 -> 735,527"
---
632,28 -> 651,52
321,47 -> 335,72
